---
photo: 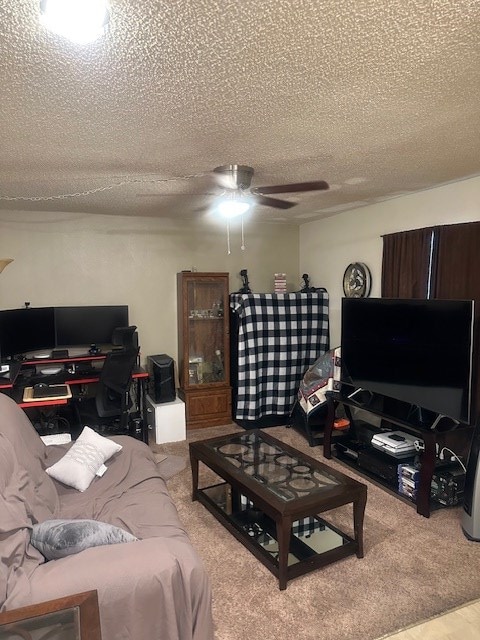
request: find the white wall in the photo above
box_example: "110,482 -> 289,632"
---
0,211 -> 299,365
299,175 -> 480,347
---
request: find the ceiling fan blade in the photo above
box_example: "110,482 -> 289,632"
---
251,180 -> 329,195
251,194 -> 297,209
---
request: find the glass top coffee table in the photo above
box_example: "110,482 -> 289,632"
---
189,429 -> 367,589
0,590 -> 101,640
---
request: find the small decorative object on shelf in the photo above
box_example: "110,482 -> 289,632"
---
299,273 -> 317,293
237,269 -> 252,294
342,262 -> 372,298
274,273 -> 287,293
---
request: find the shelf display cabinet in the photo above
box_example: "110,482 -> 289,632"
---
177,272 -> 231,428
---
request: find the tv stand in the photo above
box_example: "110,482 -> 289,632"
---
429,414 -> 460,431
347,387 -> 374,405
403,404 -> 460,431
324,386 -> 474,517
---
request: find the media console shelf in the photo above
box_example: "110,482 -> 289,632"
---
323,386 -> 474,517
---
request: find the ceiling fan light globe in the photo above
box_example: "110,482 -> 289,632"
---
217,199 -> 251,219
40,0 -> 110,44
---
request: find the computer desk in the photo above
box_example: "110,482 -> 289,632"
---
0,352 -> 149,443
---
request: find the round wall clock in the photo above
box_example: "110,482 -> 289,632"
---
343,262 -> 372,298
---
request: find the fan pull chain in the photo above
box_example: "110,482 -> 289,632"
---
226,217 -> 246,254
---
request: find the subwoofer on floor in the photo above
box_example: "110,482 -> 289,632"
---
147,354 -> 176,404
461,416 -> 480,541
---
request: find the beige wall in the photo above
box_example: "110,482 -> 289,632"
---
0,211 -> 299,365
2,174 -> 480,367
299,175 -> 480,347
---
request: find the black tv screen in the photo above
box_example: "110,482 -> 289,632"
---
55,306 -> 129,346
0,307 -> 56,358
341,298 -> 475,425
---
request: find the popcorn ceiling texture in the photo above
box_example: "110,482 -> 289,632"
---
0,0 -> 479,223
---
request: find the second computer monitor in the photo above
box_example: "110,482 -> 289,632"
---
55,306 -> 129,347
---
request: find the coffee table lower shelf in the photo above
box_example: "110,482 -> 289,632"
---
195,481 -> 358,589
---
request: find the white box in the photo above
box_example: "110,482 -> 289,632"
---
146,395 -> 186,444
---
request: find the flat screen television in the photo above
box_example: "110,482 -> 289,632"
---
341,298 -> 475,425
55,305 -> 129,347
0,307 -> 56,358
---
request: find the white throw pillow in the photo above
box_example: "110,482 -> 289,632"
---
46,426 -> 122,492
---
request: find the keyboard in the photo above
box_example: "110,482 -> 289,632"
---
30,373 -> 67,386
32,384 -> 70,399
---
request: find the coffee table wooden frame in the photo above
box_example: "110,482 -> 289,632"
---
190,429 -> 367,589
0,590 -> 101,639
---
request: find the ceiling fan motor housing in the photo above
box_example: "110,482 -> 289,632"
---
214,164 -> 254,190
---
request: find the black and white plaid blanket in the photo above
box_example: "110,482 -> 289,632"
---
230,292 -> 329,423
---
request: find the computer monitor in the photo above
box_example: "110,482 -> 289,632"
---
0,307 -> 56,358
55,306 -> 129,347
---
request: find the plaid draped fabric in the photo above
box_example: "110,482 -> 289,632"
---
230,292 -> 329,422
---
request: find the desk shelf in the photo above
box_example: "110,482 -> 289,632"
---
0,351 -> 149,443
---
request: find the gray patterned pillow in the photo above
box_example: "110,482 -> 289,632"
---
31,519 -> 137,560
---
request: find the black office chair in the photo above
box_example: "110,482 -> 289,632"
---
73,347 -> 140,436
112,325 -> 138,350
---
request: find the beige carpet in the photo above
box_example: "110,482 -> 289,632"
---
154,453 -> 187,479
151,424 -> 480,640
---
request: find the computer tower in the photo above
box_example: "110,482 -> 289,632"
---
462,417 -> 480,541
147,354 -> 176,404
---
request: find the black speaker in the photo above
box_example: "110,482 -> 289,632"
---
462,416 -> 480,541
147,354 -> 176,404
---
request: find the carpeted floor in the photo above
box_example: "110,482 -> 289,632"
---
154,452 -> 187,479
151,424 -> 480,640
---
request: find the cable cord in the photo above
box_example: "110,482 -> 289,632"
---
439,447 -> 467,473
0,172 -> 209,202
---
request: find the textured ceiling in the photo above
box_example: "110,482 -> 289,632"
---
0,0 -> 479,224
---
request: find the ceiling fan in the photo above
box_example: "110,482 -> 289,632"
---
212,164 -> 329,211
135,164 -> 329,217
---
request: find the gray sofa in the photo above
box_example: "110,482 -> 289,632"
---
0,393 -> 213,639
